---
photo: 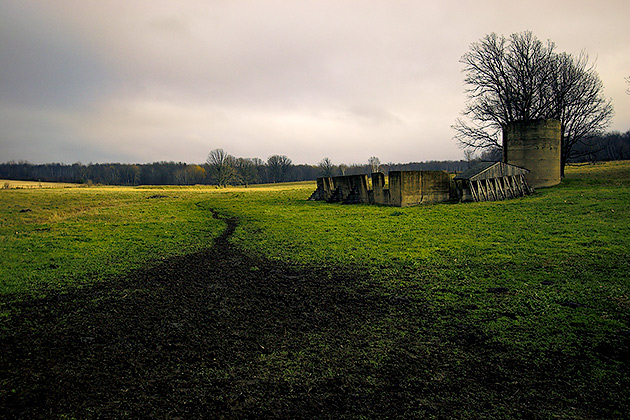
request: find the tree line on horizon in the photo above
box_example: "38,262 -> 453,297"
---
1,129 -> 628,187
0,154 -> 469,187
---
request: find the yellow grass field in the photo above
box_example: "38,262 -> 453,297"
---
1,179 -> 84,189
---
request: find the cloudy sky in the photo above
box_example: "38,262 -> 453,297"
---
1,0 -> 628,165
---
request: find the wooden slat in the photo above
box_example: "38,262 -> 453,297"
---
496,177 -> 506,200
471,180 -> 480,202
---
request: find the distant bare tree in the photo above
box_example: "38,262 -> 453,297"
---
479,148 -> 503,161
318,157 -> 334,177
206,148 -> 236,187
338,163 -> 348,176
463,149 -> 476,168
454,31 -> 614,176
626,75 -> 630,94
368,156 -> 381,173
234,158 -> 259,187
267,154 -> 292,183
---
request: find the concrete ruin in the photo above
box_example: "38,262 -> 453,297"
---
309,118 -> 561,206
326,174 -> 371,204
503,119 -> 561,188
453,161 -> 532,202
386,171 -> 452,206
308,170 -> 452,207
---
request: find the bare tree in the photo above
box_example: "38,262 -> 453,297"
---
463,149 -> 476,168
234,157 -> 260,187
454,31 -> 613,175
318,157 -> 334,177
626,75 -> 630,94
368,156 -> 381,173
267,154 -> 292,183
549,52 -> 614,173
206,148 -> 236,187
453,32 -> 556,151
338,163 -> 348,176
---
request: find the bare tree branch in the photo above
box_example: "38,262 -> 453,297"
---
454,31 -> 614,175
318,157 -> 334,177
267,155 -> 292,183
368,156 -> 381,173
206,148 -> 236,187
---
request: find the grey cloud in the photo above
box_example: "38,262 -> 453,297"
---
0,2 -> 114,110
1,0 -> 629,165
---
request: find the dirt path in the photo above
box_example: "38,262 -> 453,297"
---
1,212 -> 625,419
0,214 -> 392,419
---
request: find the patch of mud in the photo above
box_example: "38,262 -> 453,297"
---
1,213 -> 626,419
0,215 -> 389,418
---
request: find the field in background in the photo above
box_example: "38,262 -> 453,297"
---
1,179 -> 84,189
1,161 -> 628,418
0,185 -> 225,298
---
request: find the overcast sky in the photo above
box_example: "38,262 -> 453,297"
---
1,0 -> 628,165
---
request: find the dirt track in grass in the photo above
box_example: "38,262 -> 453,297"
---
1,212 -> 626,419
0,214 -> 395,419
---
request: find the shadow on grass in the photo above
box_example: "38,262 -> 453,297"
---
0,214 -> 627,419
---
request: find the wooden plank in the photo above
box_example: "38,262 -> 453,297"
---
477,179 -> 488,201
496,177 -> 506,200
483,179 -> 491,201
520,176 -> 527,195
470,180 -> 479,202
490,179 -> 499,201
487,179 -> 496,201
506,176 -> 516,198
513,175 -> 523,196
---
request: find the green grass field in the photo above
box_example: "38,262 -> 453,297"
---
1,162 -> 628,418
0,185 -> 225,298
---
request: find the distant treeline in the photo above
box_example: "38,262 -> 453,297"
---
0,158 -> 470,186
568,130 -> 630,163
0,160 -> 314,186
1,130 -> 627,186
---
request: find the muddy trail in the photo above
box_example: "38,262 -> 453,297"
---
0,213 -> 625,419
0,214 -> 394,419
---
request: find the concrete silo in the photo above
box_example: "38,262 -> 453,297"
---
503,119 -> 561,188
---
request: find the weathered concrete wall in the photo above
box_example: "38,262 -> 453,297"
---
388,171 -> 450,207
421,171 -> 451,204
311,171 -> 451,206
388,172 -> 403,206
324,177 -> 335,200
309,176 -> 335,201
401,172 -> 423,207
371,172 -> 389,205
455,180 -> 474,202
503,119 -> 561,188
330,174 -> 370,203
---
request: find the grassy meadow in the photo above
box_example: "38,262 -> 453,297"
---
0,184 -> 225,298
1,161 -> 628,417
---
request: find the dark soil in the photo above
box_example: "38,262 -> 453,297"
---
0,215 -> 386,419
1,214 -> 627,419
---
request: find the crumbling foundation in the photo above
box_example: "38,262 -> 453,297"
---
309,170 -> 451,207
